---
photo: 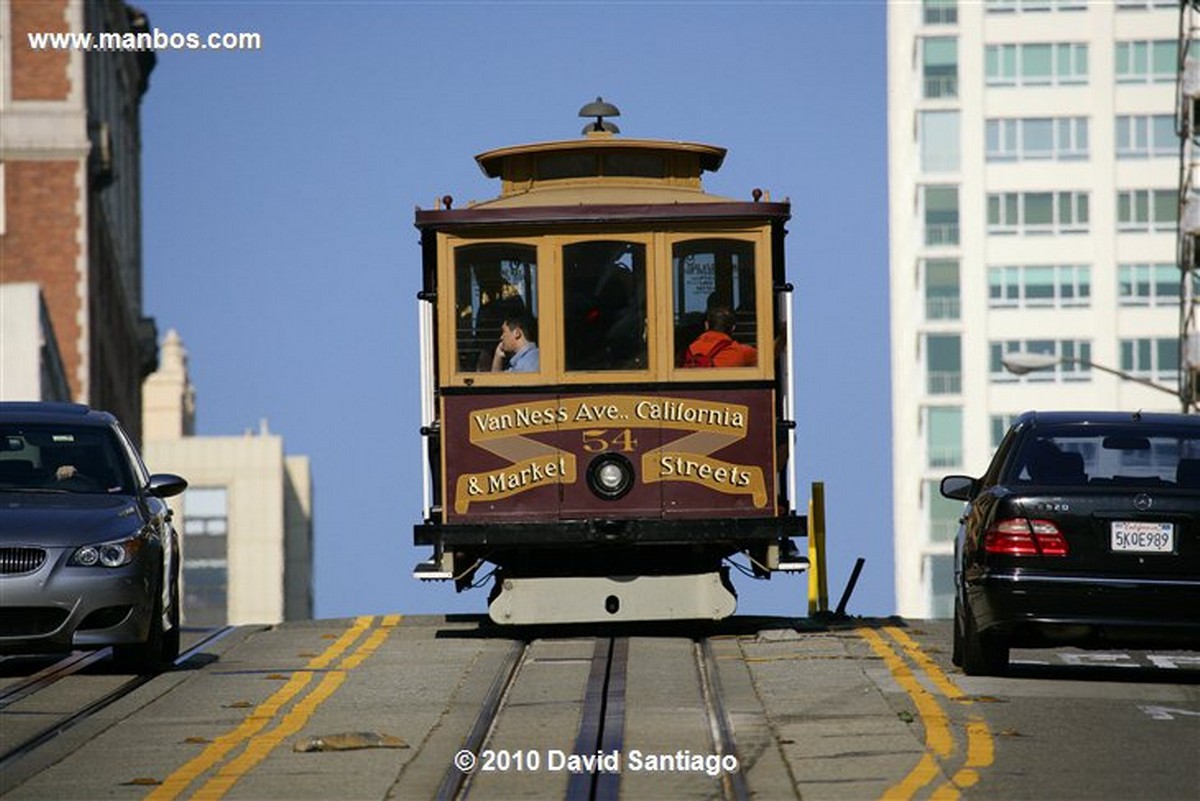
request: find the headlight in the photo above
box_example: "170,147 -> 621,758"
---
587,454 -> 634,500
69,533 -> 145,568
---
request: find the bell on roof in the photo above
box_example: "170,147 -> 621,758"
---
579,96 -> 620,134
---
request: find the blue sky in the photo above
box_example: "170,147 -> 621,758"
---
139,1 -> 892,619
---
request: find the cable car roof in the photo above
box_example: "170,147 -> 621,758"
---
475,133 -> 727,178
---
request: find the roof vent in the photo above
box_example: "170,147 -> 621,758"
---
579,96 -> 620,135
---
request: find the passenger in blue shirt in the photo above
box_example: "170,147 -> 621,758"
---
491,313 -> 539,372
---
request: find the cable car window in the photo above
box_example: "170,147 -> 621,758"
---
673,239 -> 757,368
603,153 -> 666,178
537,153 -> 599,180
563,241 -> 647,371
454,244 -> 537,373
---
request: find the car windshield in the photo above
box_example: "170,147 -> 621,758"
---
0,424 -> 133,494
1008,424 -> 1200,488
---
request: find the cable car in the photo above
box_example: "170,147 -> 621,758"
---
414,99 -> 805,624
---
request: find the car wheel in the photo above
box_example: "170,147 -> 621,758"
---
951,597 -> 964,667
960,599 -> 1009,677
112,573 -> 172,675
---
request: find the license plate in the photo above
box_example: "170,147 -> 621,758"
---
1110,521 -> 1175,553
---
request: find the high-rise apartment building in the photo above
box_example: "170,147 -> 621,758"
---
888,0 -> 1192,617
0,0 -> 158,439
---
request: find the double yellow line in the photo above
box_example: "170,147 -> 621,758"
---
857,626 -> 994,801
148,614 -> 401,801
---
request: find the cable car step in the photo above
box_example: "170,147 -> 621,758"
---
412,559 -> 453,581
488,573 -> 737,625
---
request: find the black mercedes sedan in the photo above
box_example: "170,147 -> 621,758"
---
941,410 -> 1200,676
0,402 -> 187,673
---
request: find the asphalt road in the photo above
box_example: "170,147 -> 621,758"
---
0,615 -> 1196,800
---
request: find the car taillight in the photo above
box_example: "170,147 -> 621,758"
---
984,518 -> 1068,557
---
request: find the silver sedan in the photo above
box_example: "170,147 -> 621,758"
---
0,402 -> 187,673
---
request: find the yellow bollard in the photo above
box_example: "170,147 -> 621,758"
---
807,481 -> 828,615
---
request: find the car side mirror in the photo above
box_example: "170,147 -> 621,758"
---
940,474 -> 977,501
147,473 -> 188,498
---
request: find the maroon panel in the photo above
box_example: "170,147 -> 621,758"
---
416,202 -> 791,230
442,389 -> 776,524
657,389 -> 776,519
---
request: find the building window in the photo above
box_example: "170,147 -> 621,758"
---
990,339 -> 1092,382
920,111 -> 960,172
1120,338 -> 1180,382
927,334 -> 961,394
927,479 -> 963,543
183,487 -> 228,628
988,264 -> 1090,308
986,117 -> 1088,161
987,191 -> 1089,234
987,0 -> 1087,10
924,0 -> 957,24
1116,0 -> 1181,8
1116,115 -> 1176,159
927,554 -> 955,619
1115,40 -> 1177,83
986,43 -> 1088,86
1119,263 -> 1179,306
923,37 -> 958,99
1117,189 -> 1177,233
927,406 -> 963,468
924,186 -> 959,246
991,414 -> 1018,449
925,259 -> 960,320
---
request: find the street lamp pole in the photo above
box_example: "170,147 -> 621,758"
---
1000,353 -> 1183,401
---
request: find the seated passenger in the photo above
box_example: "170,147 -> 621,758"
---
491,313 -> 539,373
682,306 -> 756,368
474,279 -> 526,371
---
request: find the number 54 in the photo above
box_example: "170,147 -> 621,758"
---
581,428 -> 639,453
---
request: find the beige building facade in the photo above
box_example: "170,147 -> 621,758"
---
142,331 -> 313,625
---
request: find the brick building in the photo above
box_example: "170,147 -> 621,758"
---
0,0 -> 158,441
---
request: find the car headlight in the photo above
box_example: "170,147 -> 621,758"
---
587,454 -> 634,500
69,533 -> 145,568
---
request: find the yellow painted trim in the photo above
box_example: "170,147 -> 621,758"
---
437,225 -> 776,387
661,227 -> 773,383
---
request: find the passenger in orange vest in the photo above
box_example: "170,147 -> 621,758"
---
683,306 -> 756,368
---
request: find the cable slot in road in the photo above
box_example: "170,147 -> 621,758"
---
565,636 -> 629,801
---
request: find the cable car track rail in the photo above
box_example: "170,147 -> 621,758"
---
439,634 -> 746,801
0,649 -> 112,710
696,638 -> 750,801
0,626 -> 235,772
436,638 -> 531,801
